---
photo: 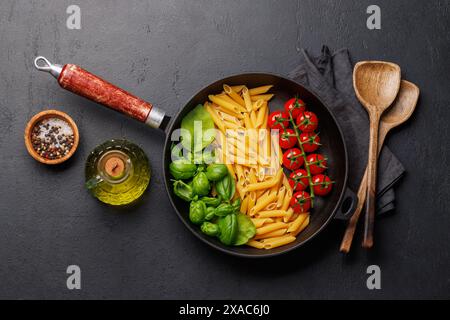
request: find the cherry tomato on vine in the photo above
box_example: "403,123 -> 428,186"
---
279,129 -> 297,149
312,174 -> 333,196
282,148 -> 304,170
299,132 -> 320,153
289,169 -> 309,192
267,110 -> 289,130
296,111 -> 318,132
290,191 -> 311,213
284,97 -> 306,119
306,153 -> 327,175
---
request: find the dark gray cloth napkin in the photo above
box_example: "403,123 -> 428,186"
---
288,46 -> 405,214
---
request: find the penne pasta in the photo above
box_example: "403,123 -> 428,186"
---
245,169 -> 282,192
246,192 -> 257,215
205,103 -> 226,133
250,93 -> 274,102
281,188 -> 292,211
230,85 -> 245,93
240,195 -> 249,213
252,99 -> 265,111
255,210 -> 289,218
255,102 -> 267,128
283,207 -> 294,223
250,192 -> 278,215
291,214 -> 310,237
242,87 -> 253,112
209,95 -> 241,114
265,202 -> 278,211
254,228 -> 287,240
223,84 -> 246,107
247,240 -> 265,249
250,110 -> 258,128
262,235 -> 296,249
248,85 -> 273,96
276,186 -> 286,208
256,222 -> 287,235
251,218 -> 274,228
287,213 -> 308,233
219,93 -> 247,113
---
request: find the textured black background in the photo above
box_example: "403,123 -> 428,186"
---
0,0 -> 449,299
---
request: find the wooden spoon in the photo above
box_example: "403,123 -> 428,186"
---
353,61 -> 401,248
340,80 -> 420,253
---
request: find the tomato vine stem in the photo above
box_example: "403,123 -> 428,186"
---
286,111 -> 315,207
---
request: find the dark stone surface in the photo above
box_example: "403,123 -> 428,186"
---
0,0 -> 449,299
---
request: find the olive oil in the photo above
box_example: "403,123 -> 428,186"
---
85,139 -> 150,205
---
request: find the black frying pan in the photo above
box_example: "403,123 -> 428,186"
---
35,57 -> 355,258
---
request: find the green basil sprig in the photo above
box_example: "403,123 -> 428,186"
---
189,200 -> 206,225
173,180 -> 195,202
205,164 -> 228,181
215,173 -> 235,202
169,160 -> 197,180
218,214 -> 238,245
192,172 -> 211,196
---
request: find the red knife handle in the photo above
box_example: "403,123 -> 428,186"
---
58,64 -> 152,123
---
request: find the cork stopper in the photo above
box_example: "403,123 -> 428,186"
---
104,156 -> 125,179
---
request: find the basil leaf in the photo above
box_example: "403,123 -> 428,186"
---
234,214 -> 256,246
215,173 -> 235,201
181,104 -> 215,151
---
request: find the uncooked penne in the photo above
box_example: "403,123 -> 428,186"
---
252,99 -> 265,111
262,235 -> 296,249
251,218 -> 274,228
230,85 -> 245,93
242,87 -> 253,112
250,192 -> 277,216
240,195 -> 249,213
254,228 -> 287,240
255,210 -> 289,219
247,240 -> 265,249
276,186 -> 286,208
245,169 -> 283,192
283,207 -> 294,223
224,84 -> 246,107
287,213 -> 308,233
256,222 -> 286,235
248,85 -> 273,96
281,188 -> 292,211
250,94 -> 274,102
209,95 -> 241,114
205,104 -> 226,133
291,214 -> 310,237
220,93 -> 247,113
255,102 -> 267,128
246,192 -> 257,215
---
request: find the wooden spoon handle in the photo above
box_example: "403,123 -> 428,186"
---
363,116 -> 381,248
340,168 -> 368,252
340,125 -> 390,253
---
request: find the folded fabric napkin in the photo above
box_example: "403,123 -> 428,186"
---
288,46 -> 405,214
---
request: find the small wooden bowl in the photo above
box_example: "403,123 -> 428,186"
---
24,110 -> 79,165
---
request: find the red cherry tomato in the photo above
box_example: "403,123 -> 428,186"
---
299,132 -> 320,153
290,191 -> 311,213
279,129 -> 297,149
284,97 -> 306,119
296,111 -> 318,132
312,174 -> 333,196
267,110 -> 289,130
282,148 -> 304,170
289,169 -> 309,191
306,154 -> 327,175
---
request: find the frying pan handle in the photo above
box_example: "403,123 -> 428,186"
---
334,187 -> 357,220
34,56 -> 166,129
